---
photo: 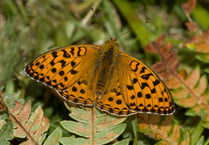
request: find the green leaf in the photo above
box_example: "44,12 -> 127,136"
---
0,120 -> 13,145
60,106 -> 127,145
44,127 -> 62,145
113,0 -> 156,46
59,136 -> 90,145
113,138 -> 129,145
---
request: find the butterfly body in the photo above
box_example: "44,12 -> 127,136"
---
95,39 -> 119,97
25,38 -> 175,116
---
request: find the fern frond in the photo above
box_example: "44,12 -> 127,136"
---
60,106 -> 127,145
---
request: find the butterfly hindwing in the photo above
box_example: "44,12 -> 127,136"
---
96,65 -> 136,116
57,63 -> 97,106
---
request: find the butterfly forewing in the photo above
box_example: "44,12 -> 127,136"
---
118,53 -> 175,115
25,44 -> 99,105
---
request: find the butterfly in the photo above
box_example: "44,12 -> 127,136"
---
25,38 -> 175,116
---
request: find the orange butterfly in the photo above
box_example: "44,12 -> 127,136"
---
25,38 -> 175,116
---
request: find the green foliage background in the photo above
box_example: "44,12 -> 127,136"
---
0,0 -> 209,145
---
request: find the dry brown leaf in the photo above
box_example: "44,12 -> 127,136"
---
185,22 -> 199,32
176,97 -> 197,108
9,101 -> 49,145
0,92 -> 6,112
171,89 -> 189,99
144,35 -> 180,84
183,28 -> 209,52
143,35 -> 166,53
22,108 -> 49,145
193,76 -> 207,95
137,114 -> 190,145
10,101 -> 31,137
185,69 -> 200,88
166,70 -> 186,89
182,0 -> 196,14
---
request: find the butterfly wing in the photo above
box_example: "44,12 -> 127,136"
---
118,52 -> 175,115
96,64 -> 136,116
96,52 -> 175,116
57,63 -> 97,106
25,44 -> 99,106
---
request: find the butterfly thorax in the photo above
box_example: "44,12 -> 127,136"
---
95,38 -> 119,97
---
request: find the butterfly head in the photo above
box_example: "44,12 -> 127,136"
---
103,38 -> 119,55
105,38 -> 118,46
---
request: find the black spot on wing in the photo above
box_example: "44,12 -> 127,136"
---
133,78 -> 138,84
60,60 -> 66,67
52,52 -> 57,58
141,83 -> 149,89
71,69 -> 78,74
71,61 -> 76,67
78,46 -> 87,56
62,49 -> 71,58
59,71 -> 65,76
50,60 -> 55,66
39,65 -> 44,69
127,85 -> 134,90
151,88 -> 156,93
140,67 -> 146,73
153,80 -> 160,86
130,60 -> 140,72
51,68 -> 56,73
35,62 -> 40,66
141,73 -> 152,80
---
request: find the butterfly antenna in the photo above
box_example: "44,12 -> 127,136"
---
118,19 -> 151,41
